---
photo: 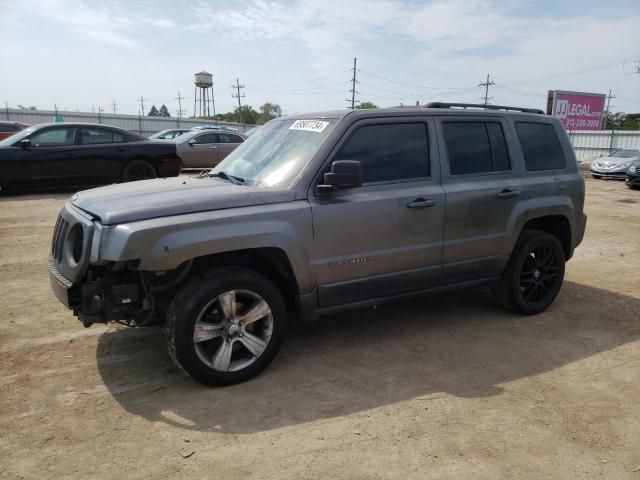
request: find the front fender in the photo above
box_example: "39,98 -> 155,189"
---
98,201 -> 315,292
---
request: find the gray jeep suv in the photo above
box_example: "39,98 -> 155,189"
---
49,103 -> 587,386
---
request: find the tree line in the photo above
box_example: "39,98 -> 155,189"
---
145,101 -> 381,125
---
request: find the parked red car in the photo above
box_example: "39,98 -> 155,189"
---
0,121 -> 30,141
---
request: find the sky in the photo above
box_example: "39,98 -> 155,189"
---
1,0 -> 639,117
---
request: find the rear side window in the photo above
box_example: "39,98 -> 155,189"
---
193,133 -> 216,144
336,123 -> 429,183
0,124 -> 19,133
80,128 -> 125,144
217,133 -> 244,144
515,122 -> 566,171
442,121 -> 510,175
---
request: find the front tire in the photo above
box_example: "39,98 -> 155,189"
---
165,267 -> 287,386
496,230 -> 566,315
122,160 -> 157,182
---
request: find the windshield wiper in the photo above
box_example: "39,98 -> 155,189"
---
209,171 -> 245,185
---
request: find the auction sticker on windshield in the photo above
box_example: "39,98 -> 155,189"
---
289,120 -> 329,133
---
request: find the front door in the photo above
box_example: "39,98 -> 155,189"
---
187,132 -> 218,167
436,117 -> 526,283
309,118 -> 444,307
21,126 -> 79,183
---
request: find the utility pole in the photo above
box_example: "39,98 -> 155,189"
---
111,100 -> 117,114
231,78 -> 245,124
138,108 -> 142,135
175,91 -> 185,128
54,104 -> 58,115
97,106 -> 104,124
479,74 -> 495,105
138,96 -> 146,116
602,89 -> 616,130
5,102 -> 9,120
346,57 -> 359,109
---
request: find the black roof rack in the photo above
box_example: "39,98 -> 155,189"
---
425,102 -> 545,115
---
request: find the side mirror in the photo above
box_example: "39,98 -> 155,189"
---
187,139 -> 196,147
18,138 -> 31,150
317,160 -> 362,193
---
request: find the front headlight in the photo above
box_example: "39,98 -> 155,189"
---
620,161 -> 632,169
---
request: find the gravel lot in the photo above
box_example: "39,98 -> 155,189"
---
1,176 -> 639,479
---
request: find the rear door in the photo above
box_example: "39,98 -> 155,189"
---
309,117 -> 445,307
76,127 -> 129,181
436,116 -> 526,284
215,133 -> 244,163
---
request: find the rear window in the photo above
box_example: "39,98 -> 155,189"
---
515,122 -> 566,171
442,121 -> 511,175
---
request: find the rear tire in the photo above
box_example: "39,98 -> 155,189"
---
165,266 -> 287,386
122,160 -> 157,182
495,230 -> 565,315
591,174 -> 602,179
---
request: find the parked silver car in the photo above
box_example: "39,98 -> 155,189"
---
590,149 -> 640,179
176,130 -> 245,168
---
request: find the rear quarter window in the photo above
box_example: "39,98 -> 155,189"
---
515,122 -> 566,171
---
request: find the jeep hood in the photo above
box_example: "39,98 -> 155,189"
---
71,176 -> 295,225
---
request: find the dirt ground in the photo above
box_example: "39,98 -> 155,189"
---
1,176 -> 639,479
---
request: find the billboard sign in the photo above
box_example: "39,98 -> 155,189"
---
547,90 -> 606,131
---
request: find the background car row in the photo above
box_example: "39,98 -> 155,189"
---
0,122 -> 248,190
589,148 -> 640,189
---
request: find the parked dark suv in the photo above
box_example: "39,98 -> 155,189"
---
48,103 -> 587,386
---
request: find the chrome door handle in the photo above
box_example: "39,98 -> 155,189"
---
209,146 -> 217,149
407,198 -> 435,209
496,189 -> 520,199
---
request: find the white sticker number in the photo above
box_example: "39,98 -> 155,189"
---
289,120 -> 329,133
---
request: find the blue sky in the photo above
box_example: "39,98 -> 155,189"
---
1,0 -> 639,116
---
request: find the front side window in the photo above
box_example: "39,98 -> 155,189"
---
30,127 -> 76,147
80,128 -> 124,144
336,123 -> 429,184
442,121 -> 511,175
515,122 -> 566,171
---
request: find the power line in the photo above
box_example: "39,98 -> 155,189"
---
252,69 -> 352,89
501,58 -> 632,88
479,74 -> 495,105
358,69 -> 477,91
231,78 -> 245,123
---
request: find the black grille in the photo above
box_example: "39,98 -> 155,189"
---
51,215 -> 69,261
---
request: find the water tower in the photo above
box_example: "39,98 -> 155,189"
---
194,71 -> 215,118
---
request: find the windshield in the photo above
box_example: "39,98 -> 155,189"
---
210,118 -> 338,187
0,126 -> 37,147
609,150 -> 639,158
